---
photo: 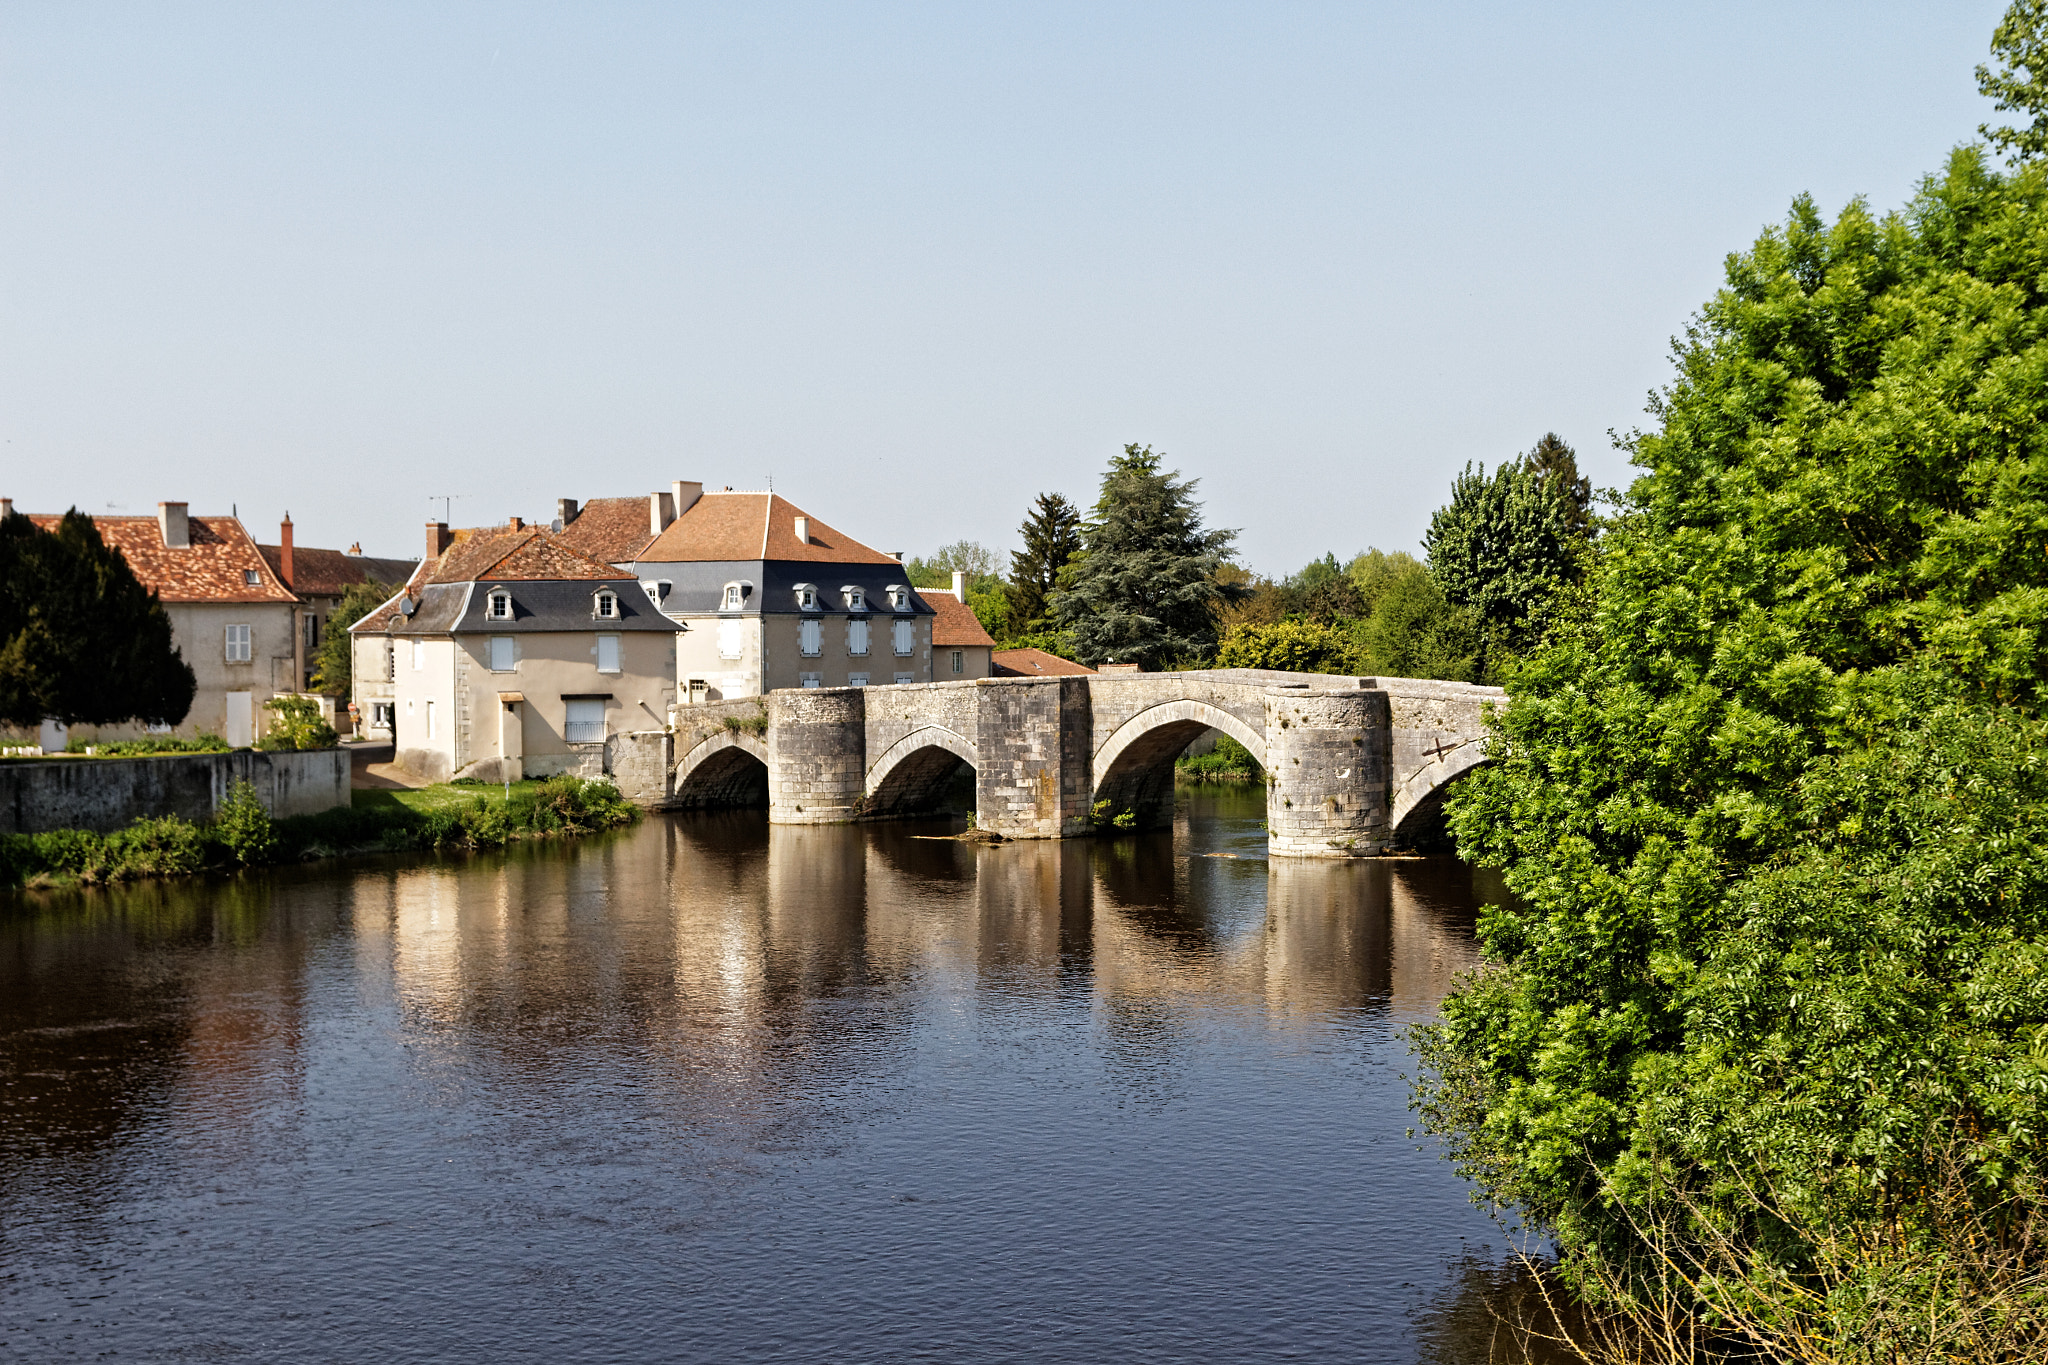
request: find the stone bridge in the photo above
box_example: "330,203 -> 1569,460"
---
614,670 -> 1503,858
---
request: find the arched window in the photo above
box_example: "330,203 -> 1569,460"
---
886,584 -> 910,611
794,583 -> 819,611
722,582 -> 746,612
840,585 -> 866,613
593,589 -> 619,620
487,590 -> 513,620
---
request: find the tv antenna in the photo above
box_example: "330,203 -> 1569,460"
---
427,494 -> 466,522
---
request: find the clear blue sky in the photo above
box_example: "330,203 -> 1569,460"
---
0,2 -> 2013,572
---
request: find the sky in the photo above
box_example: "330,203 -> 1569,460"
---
0,2 -> 2015,573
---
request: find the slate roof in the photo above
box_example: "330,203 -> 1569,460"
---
640,492 -> 900,565
357,579 -> 680,636
555,497 -> 657,564
257,543 -> 416,596
993,647 -> 1096,677
921,590 -> 997,648
29,512 -> 296,604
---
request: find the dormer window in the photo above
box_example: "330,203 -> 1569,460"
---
243,569 -> 260,586
487,590 -> 513,620
886,584 -> 910,612
794,583 -> 819,612
593,589 -> 619,620
841,586 -> 867,613
722,582 -> 746,612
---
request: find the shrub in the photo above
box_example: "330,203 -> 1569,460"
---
255,696 -> 337,751
64,733 -> 231,756
212,780 -> 277,864
1176,734 -> 1262,781
106,815 -> 205,876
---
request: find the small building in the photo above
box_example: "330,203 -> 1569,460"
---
256,516 -> 415,692
351,520 -> 682,783
993,647 -> 1096,678
921,573 -> 997,680
17,500 -> 300,747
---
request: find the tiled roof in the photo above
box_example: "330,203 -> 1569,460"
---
555,497 -> 656,564
29,513 -> 297,604
427,527 -> 621,584
922,590 -> 997,648
993,647 -> 1096,677
257,544 -> 415,596
639,492 -> 901,565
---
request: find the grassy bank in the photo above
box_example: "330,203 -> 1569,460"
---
1174,734 -> 1263,782
0,775 -> 638,890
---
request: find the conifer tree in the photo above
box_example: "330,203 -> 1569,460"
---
1005,492 -> 1082,631
1051,445 -> 1238,668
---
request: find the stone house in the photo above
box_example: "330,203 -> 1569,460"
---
14,500 -> 301,747
920,573 -> 997,680
255,515 -> 414,692
350,520 -> 682,783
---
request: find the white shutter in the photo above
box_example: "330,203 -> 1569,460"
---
846,618 -> 869,656
892,619 -> 914,655
565,699 -> 605,742
596,634 -> 620,672
800,618 -> 822,656
718,620 -> 744,659
490,636 -> 514,671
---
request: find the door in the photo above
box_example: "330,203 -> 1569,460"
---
225,692 -> 253,748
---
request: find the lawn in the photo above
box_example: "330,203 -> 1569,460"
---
353,780 -> 553,817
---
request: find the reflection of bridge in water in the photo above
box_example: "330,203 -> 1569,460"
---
618,670 -> 1503,857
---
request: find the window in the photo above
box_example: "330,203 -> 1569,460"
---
887,585 -> 909,611
846,618 -> 870,656
721,583 -> 745,611
800,618 -> 822,656
593,590 -> 619,620
717,620 -> 744,660
243,569 -> 260,586
847,672 -> 869,688
799,672 -> 822,689
952,650 -> 964,675
488,591 -> 512,620
385,642 -> 395,681
596,634 -> 620,673
373,703 -> 394,730
564,698 -> 605,743
894,672 -> 915,685
490,636 -> 515,671
426,699 -> 437,740
841,586 -> 866,612
794,583 -> 819,611
892,619 -> 914,656
304,615 -> 319,649
687,678 -> 708,704
411,640 -> 425,671
225,624 -> 251,662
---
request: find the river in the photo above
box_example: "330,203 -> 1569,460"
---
0,786 -> 1539,1364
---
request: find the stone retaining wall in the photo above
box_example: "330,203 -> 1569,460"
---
0,749 -> 352,835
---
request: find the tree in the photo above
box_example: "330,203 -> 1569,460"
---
1006,493 -> 1082,631
1521,431 -> 1594,539
1050,445 -> 1239,669
1979,0 -> 2048,161
1422,454 -> 1585,656
0,509 -> 194,730
1415,145 -> 2048,1344
1214,618 -> 1354,672
310,580 -> 396,702
905,540 -> 1001,588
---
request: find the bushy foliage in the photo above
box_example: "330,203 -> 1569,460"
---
1424,448 -> 1587,657
1214,618 -> 1355,672
1416,145 -> 2048,1341
1052,444 -> 1240,669
255,695 -> 338,751
310,581 -> 397,701
65,733 -> 230,756
213,780 -> 278,865
0,509 -> 195,729
1175,734 -> 1262,781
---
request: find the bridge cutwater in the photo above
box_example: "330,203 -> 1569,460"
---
605,670 -> 1503,857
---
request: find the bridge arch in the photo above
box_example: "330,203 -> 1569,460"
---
1389,738 -> 1489,849
1090,701 -> 1267,830
863,725 -> 978,819
672,731 -> 770,809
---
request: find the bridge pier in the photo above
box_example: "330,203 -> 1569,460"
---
767,687 -> 867,824
1264,686 -> 1391,857
974,676 -> 1093,839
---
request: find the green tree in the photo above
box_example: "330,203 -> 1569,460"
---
0,509 -> 194,730
1415,146 -> 2048,1342
1522,431 -> 1594,540
1051,445 -> 1239,669
1356,568 -> 1481,681
310,580 -> 395,702
1214,618 -> 1354,672
255,695 -> 338,751
1423,451 -> 1585,656
1006,492 -> 1083,631
905,540 -> 1001,588
1979,0 -> 2048,161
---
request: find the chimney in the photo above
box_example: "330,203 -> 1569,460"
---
672,481 -> 702,516
346,541 -> 362,555
279,514 -> 295,588
951,570 -> 966,598
556,498 -> 580,526
158,501 -> 190,549
794,515 -> 808,544
0,498 -> 12,519
426,521 -> 451,560
508,515 -> 524,531
649,490 -> 676,536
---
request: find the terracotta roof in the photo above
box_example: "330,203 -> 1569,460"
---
993,647 -> 1096,677
639,492 -> 901,565
28,512 -> 297,604
426,527 -> 621,584
555,496 -> 656,564
257,543 -> 416,596
922,590 -> 996,648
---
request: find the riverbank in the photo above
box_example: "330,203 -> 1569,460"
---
0,774 -> 638,890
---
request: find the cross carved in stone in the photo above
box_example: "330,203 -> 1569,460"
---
1423,734 -> 1460,761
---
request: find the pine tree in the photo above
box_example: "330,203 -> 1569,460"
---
1522,432 -> 1593,539
1005,492 -> 1082,630
0,509 -> 195,729
1051,446 -> 1238,668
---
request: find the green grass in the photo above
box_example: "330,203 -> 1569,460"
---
352,779 -> 552,817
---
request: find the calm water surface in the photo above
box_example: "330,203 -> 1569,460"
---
0,787 -> 1530,1364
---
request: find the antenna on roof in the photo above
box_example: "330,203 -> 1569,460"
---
427,494 -> 465,522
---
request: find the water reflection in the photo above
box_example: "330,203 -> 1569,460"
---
0,786 -> 1529,1365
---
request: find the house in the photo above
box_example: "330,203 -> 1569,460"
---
993,647 -> 1095,678
920,572 -> 997,680
350,518 -> 682,782
13,500 -> 301,747
255,516 -> 414,692
624,483 -> 940,697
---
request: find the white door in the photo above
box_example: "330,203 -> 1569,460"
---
225,692 -> 253,747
